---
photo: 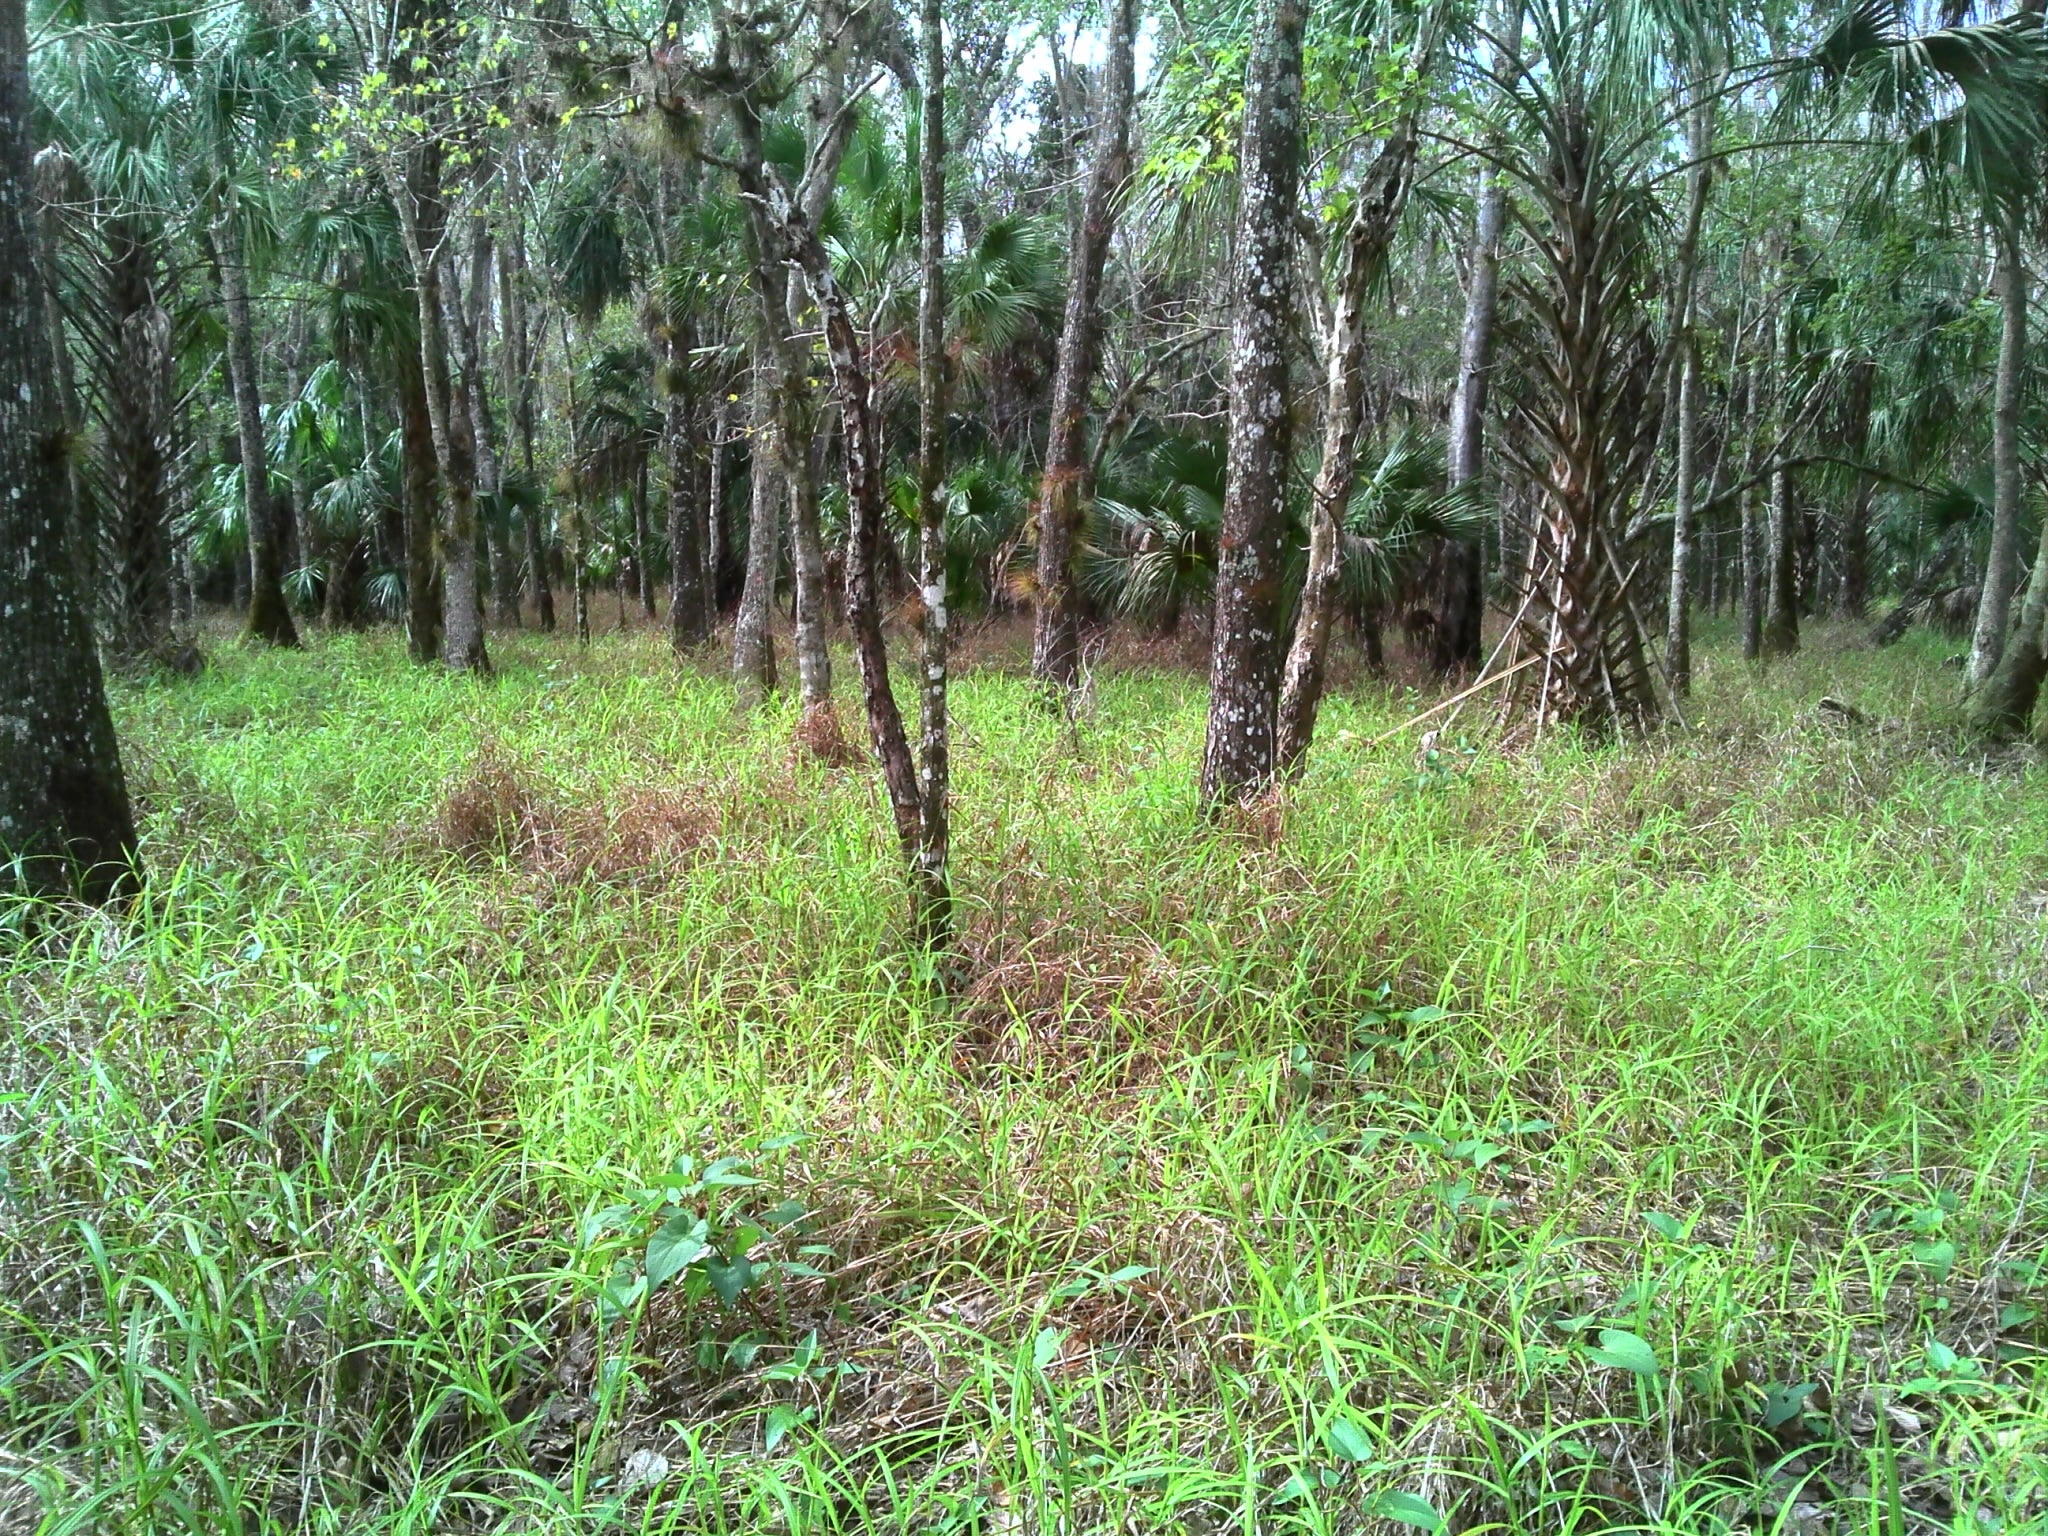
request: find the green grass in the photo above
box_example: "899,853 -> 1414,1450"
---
2,619 -> 2044,1535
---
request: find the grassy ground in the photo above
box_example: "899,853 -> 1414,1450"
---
2,618 -> 2044,1535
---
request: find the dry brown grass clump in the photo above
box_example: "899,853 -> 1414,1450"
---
433,751 -> 719,883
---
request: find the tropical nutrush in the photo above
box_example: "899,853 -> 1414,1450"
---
2,0 -> 2047,1528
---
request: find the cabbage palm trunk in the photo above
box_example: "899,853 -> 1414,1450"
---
1,0 -> 137,902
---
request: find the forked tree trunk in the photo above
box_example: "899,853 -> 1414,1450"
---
0,0 -> 138,902
214,202 -> 300,649
1201,0 -> 1308,809
1275,127 -> 1415,775
1968,227 -> 2026,687
912,0 -> 952,944
1029,0 -> 1137,693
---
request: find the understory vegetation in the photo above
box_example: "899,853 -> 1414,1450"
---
4,624 -> 2044,1534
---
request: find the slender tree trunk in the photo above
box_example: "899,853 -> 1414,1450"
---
1969,227 -> 2026,687
1662,98 -> 1716,696
1738,373 -> 1762,661
632,456 -> 655,619
733,344 -> 780,703
1201,0 -> 1307,809
781,217 -> 927,896
499,200 -> 552,630
912,0 -> 951,945
214,202 -> 299,648
705,393 -> 729,609
664,330 -> 710,650
398,350 -> 443,661
1762,456 -> 1799,655
1276,128 -> 1414,774
0,0 -> 138,901
1029,0 -> 1138,693
786,413 -> 835,715
1433,0 -> 1516,672
1759,311 -> 1797,657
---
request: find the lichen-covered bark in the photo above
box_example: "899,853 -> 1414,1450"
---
1275,128 -> 1414,777
1200,0 -> 1307,809
0,0 -> 138,902
1968,228 -> 2026,687
1029,0 -> 1137,693
913,0 -> 951,944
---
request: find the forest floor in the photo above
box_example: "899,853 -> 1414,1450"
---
3,617 -> 2045,1536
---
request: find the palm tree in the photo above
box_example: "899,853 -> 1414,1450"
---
1,0 -> 136,902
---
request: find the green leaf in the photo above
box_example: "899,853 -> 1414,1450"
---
1324,1416 -> 1375,1463
1369,1490 -> 1444,1531
764,1403 -> 805,1453
1585,1328 -> 1662,1376
1763,1381 -> 1818,1428
1403,1004 -> 1448,1024
1912,1239 -> 1957,1280
1104,1265 -> 1153,1286
645,1214 -> 711,1291
1643,1212 -> 1688,1241
703,1254 -> 754,1304
1032,1327 -> 1065,1371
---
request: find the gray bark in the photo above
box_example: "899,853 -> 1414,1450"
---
1968,228 -> 2026,687
733,344 -> 780,704
1029,0 -> 1137,692
1663,97 -> 1716,696
914,0 -> 951,944
1434,2 -> 1516,671
1201,0 -> 1308,809
0,0 -> 138,902
1275,127 -> 1415,774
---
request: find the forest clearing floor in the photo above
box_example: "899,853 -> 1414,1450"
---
3,619 -> 2045,1535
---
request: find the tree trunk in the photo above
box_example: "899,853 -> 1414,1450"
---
102,222 -> 174,657
499,199 -> 552,630
213,202 -> 299,648
1760,307 -> 1799,657
1662,97 -> 1716,696
0,0 -> 138,902
1762,461 -> 1799,656
398,350 -> 443,662
1972,502 -> 2048,740
664,333 -> 710,650
733,345 -> 780,703
1738,376 -> 1762,660
1201,0 -> 1308,809
786,414 -> 835,715
1029,0 -> 1137,693
1968,227 -> 2026,687
1275,127 -> 1414,775
385,146 -> 488,674
912,0 -> 951,945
